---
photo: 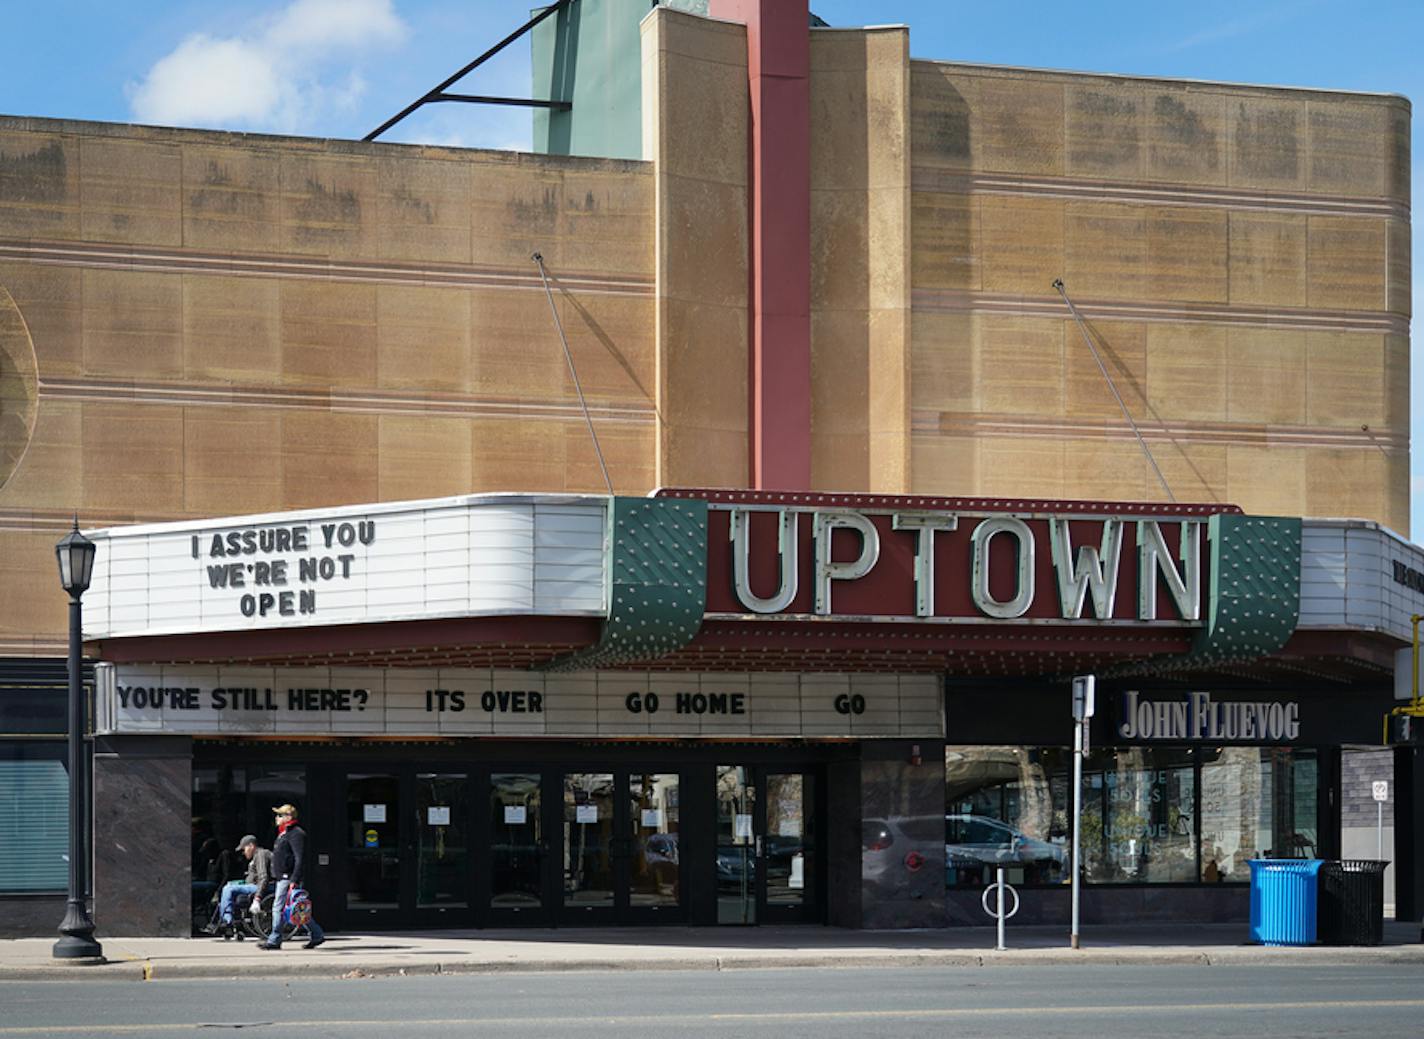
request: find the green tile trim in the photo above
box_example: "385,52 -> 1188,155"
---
543,496 -> 708,671
1111,514 -> 1302,677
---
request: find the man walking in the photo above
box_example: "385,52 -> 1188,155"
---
212,834 -> 271,939
258,803 -> 325,950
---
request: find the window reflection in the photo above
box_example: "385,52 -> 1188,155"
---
945,745 -> 1318,887
1200,748 -> 1317,882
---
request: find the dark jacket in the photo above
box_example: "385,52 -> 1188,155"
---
271,825 -> 308,887
244,847 -> 273,890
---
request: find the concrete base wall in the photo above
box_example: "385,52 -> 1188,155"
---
93,736 -> 192,937
946,884 -> 1250,927
0,895 -> 67,938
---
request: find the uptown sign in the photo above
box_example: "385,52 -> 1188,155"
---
707,505 -> 1204,625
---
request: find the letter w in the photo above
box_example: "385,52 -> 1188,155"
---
207,565 -> 231,589
1050,519 -> 1123,619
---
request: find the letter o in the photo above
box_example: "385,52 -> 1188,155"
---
481,690 -> 497,712
644,692 -> 659,714
240,594 -> 257,617
851,694 -> 866,715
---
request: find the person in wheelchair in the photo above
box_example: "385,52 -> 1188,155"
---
207,834 -> 272,939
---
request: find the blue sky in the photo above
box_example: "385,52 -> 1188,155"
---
2,0 -> 1418,534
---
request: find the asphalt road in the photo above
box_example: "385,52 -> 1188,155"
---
2,964 -> 1421,1038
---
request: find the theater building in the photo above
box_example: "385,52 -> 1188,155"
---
0,0 -> 1415,936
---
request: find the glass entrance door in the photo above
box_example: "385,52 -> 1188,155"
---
715,765 -> 820,925
344,772 -> 403,920
716,765 -> 756,924
415,772 -> 469,920
628,772 -> 681,919
488,771 -> 550,924
761,770 -> 816,923
554,769 -> 686,925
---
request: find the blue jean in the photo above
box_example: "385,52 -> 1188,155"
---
267,878 -> 323,946
218,881 -> 257,925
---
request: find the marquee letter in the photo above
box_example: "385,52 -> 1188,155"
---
1051,518 -> 1124,620
730,508 -> 799,613
812,511 -> 880,615
893,512 -> 958,617
1137,520 -> 1201,621
971,517 -> 1035,619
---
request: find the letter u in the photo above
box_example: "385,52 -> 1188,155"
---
730,508 -> 799,613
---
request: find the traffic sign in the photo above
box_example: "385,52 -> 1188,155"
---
1372,780 -> 1389,802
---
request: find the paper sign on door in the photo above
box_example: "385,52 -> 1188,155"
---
576,805 -> 599,824
641,809 -> 662,828
779,819 -> 801,838
733,814 -> 753,839
790,853 -> 805,889
427,806 -> 451,826
363,804 -> 386,823
503,805 -> 527,824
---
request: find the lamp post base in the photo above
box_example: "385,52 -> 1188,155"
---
53,900 -> 104,960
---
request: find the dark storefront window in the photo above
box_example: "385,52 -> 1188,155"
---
0,741 -> 68,892
945,745 -> 1318,887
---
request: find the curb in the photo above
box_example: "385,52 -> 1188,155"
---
4,945 -> 1423,982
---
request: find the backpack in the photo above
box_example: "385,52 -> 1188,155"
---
283,886 -> 313,927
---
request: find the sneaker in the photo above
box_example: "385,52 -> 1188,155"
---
256,941 -> 281,950
301,936 -> 325,950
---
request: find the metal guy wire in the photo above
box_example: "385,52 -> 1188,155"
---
1053,279 -> 1176,503
533,252 -> 614,497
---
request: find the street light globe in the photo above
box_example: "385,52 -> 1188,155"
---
55,520 -> 96,597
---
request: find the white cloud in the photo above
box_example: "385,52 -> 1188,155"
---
129,0 -> 406,133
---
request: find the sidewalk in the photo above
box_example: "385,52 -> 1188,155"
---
4,922 -> 1423,981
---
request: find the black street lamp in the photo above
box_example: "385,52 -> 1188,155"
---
53,519 -> 102,960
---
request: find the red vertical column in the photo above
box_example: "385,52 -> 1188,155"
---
709,0 -> 811,491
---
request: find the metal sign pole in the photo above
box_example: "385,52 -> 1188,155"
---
1070,675 -> 1095,951
1378,801 -> 1384,859
1071,719 -> 1083,950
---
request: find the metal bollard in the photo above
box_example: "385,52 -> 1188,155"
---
980,866 -> 1020,950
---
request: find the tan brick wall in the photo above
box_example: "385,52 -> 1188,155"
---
809,27 -> 912,493
0,118 -> 656,649
908,63 -> 1410,529
642,7 -> 750,489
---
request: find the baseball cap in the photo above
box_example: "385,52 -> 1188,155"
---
272,803 -> 298,817
235,834 -> 257,851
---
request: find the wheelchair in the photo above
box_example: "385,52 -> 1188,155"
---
200,883 -> 300,942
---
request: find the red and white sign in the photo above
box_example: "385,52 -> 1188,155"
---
674,491 -> 1227,626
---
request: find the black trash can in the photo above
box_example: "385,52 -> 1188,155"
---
1318,860 -> 1388,946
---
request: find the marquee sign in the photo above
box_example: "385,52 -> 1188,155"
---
704,504 -> 1204,624
79,491 -> 1310,672
82,495 -> 608,639
94,664 -> 943,740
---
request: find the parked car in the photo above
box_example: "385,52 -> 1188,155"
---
944,813 -> 1066,883
862,815 -> 944,896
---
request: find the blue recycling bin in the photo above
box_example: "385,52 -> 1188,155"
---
1249,859 -> 1324,945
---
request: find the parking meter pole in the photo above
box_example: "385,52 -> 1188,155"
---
1071,719 -> 1083,950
